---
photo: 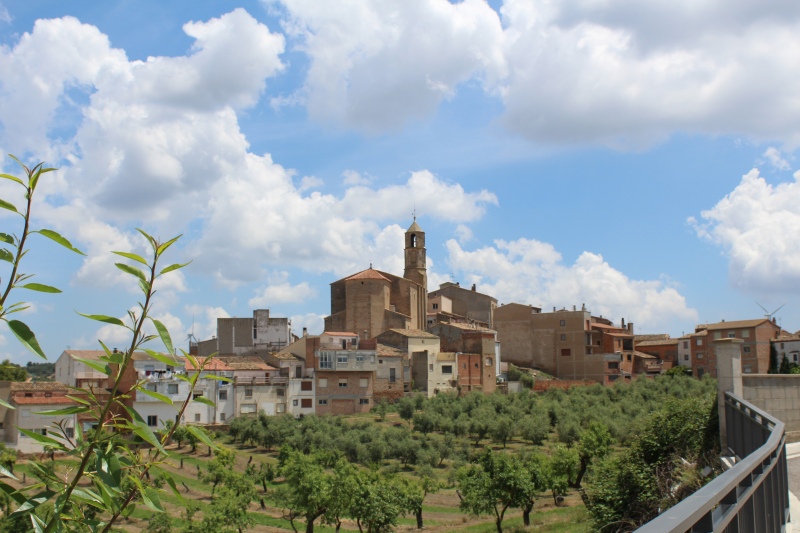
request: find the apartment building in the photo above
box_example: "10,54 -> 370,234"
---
197,309 -> 294,357
0,382 -> 77,453
773,332 -> 800,366
428,281 -> 497,328
690,319 -> 782,377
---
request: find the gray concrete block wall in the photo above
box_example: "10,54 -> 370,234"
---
743,375 -> 800,432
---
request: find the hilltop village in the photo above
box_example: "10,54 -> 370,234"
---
2,219 -> 797,453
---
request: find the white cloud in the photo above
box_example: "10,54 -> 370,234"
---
299,175 -> 323,191
763,147 -> 791,171
273,0 -> 505,131
249,272 -> 316,306
290,312 -> 325,336
342,170 -> 370,186
446,238 -> 697,331
184,305 -> 230,342
693,168 -> 800,293
454,224 -> 473,244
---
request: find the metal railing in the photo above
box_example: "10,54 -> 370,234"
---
637,392 -> 789,532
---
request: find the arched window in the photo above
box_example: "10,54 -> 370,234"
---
410,233 -> 416,247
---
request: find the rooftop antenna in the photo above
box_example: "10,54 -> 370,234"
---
756,302 -> 785,322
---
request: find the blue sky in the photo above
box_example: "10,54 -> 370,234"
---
1,0 -> 799,364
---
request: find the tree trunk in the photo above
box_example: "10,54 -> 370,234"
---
305,520 -> 314,533
416,508 -> 424,529
572,456 -> 588,488
523,501 -> 533,526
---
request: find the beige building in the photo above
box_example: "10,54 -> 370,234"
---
0,382 -> 77,453
428,281 -> 497,328
324,220 -> 428,340
494,304 -> 619,383
197,309 -> 294,357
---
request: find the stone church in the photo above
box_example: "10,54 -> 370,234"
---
324,219 -> 428,340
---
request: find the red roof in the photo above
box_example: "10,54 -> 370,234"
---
345,268 -> 390,282
13,396 -> 77,405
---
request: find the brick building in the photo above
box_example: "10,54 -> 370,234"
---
690,319 -> 782,378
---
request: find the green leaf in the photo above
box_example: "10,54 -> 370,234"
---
76,312 -> 126,327
136,229 -> 158,252
115,262 -> 146,282
141,486 -> 164,512
0,199 -> 18,214
142,348 -> 181,367
137,386 -> 174,406
0,465 -> 17,481
186,425 -> 217,450
7,319 -> 46,359
112,250 -> 148,266
192,395 -> 216,407
203,374 -> 231,383
0,173 -> 24,186
20,283 -> 61,293
0,248 -> 13,263
35,229 -> 85,255
124,406 -> 166,455
34,405 -> 90,416
159,261 -> 191,275
73,356 -> 111,376
0,397 -> 12,410
17,428 -> 61,446
156,234 -> 182,255
162,472 -> 184,502
149,318 -> 174,355
138,278 -> 151,295
0,233 -> 14,244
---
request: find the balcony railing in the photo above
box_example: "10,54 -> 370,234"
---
636,392 -> 788,532
233,376 -> 288,386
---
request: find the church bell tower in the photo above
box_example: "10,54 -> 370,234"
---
404,217 -> 427,290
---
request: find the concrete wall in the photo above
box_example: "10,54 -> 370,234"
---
742,374 -> 800,434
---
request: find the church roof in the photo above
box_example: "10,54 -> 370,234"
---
345,268 -> 391,282
407,220 -> 422,233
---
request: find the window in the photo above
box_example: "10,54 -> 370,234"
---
244,387 -> 253,398
697,368 -> 705,378
608,362 -> 619,369
301,381 -> 313,391
559,320 -> 566,326
65,427 -> 74,439
359,399 -> 370,405
433,303 -> 439,310
485,357 -> 493,366
442,365 -> 453,374
356,355 -> 364,363
781,343 -> 785,349
320,352 -> 333,369
742,330 -> 750,338
626,354 -> 632,361
146,383 -> 157,392
339,379 -> 348,388
240,404 -> 256,414
337,354 -> 348,364
194,414 -> 200,422
293,399 -> 299,406
683,341 -> 689,349
561,348 -> 571,356
318,399 -> 328,405
684,354 -> 689,361
429,364 -> 434,371
743,365 -> 752,374
696,339 -> 703,346
359,378 -> 368,387
277,404 -> 285,413
193,392 -> 203,400
713,332 -> 721,340
379,359 -> 384,364
728,332 -> 736,338
794,354 -> 798,363
219,389 -> 227,400
301,398 -> 312,408
319,378 -> 328,388
147,416 -> 158,427
697,352 -> 704,359
389,368 -> 396,383
277,388 -> 285,397
168,384 -> 179,395
220,413 -> 226,421
560,334 -> 566,341
743,346 -> 751,353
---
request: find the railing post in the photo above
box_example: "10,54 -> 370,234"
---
715,338 -> 744,454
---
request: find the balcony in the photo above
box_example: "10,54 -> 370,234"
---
233,376 -> 288,386
643,361 -> 663,373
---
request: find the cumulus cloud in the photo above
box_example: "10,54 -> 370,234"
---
249,272 -> 316,306
693,169 -> 800,293
289,312 -> 325,336
271,0 -> 800,147
446,238 -> 697,331
184,305 -> 230,342
273,0 -> 505,131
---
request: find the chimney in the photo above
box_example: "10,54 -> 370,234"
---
628,322 -> 634,333
621,318 -> 625,328
573,305 -> 576,311
302,327 -> 307,337
553,307 -> 556,312
471,284 -> 476,291
582,303 -> 586,311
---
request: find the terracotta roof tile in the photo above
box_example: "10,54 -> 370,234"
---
345,269 -> 391,282
10,382 -> 70,392
634,334 -> 671,342
183,357 -> 232,371
13,396 -> 77,405
324,332 -> 359,337
705,319 -> 773,330
636,339 -> 679,346
376,344 -> 406,357
386,328 -> 439,339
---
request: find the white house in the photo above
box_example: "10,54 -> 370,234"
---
0,382 -> 77,454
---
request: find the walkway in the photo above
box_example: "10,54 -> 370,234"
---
787,442 -> 800,532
